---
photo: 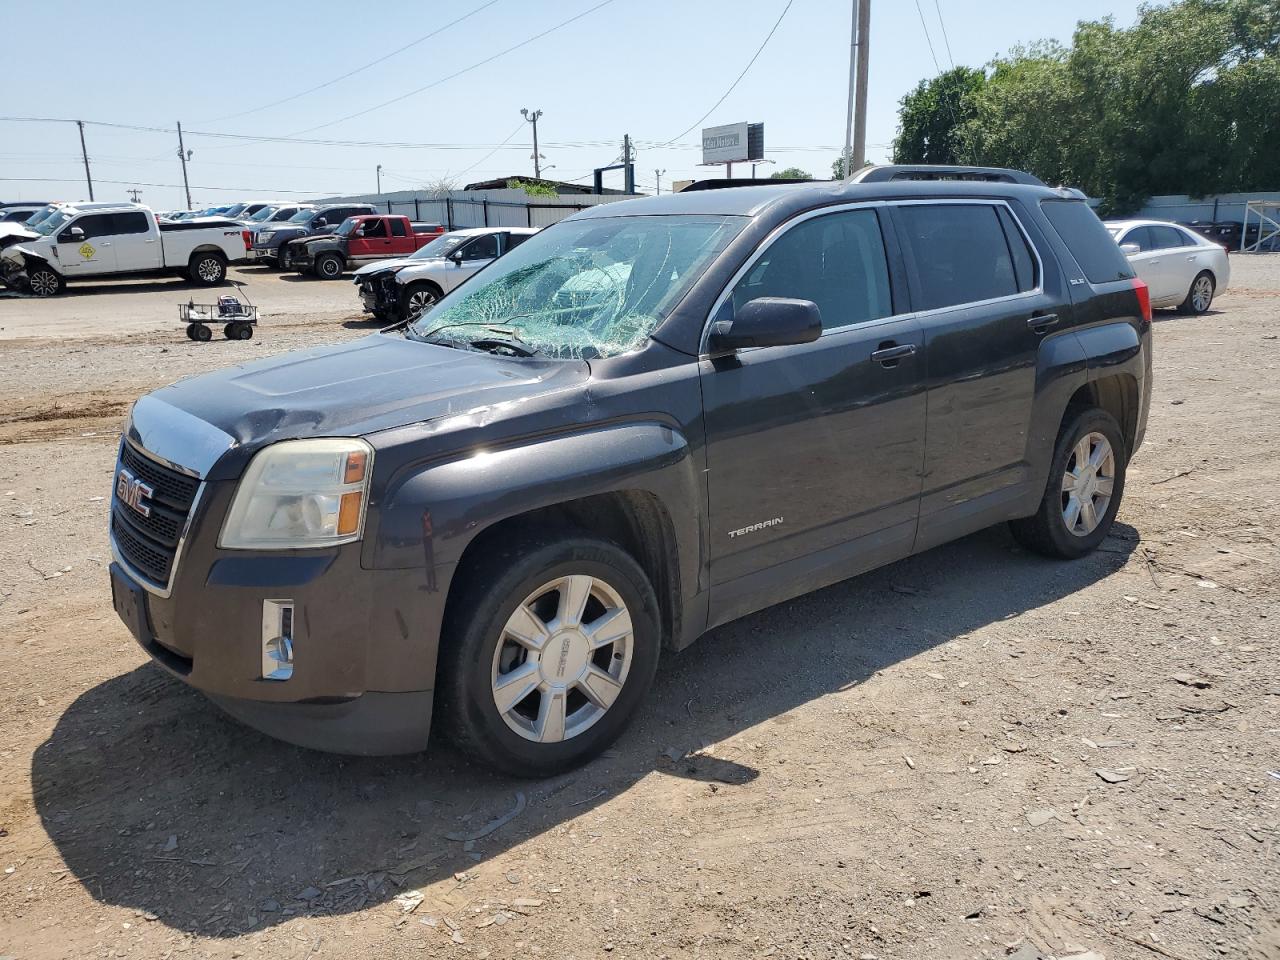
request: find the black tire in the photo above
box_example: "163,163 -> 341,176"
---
399,281 -> 442,321
1176,270 -> 1215,315
27,266 -> 64,297
185,323 -> 200,341
1009,407 -> 1127,559
234,322 -> 254,340
435,532 -> 662,778
189,252 -> 227,286
315,252 -> 345,280
192,323 -> 213,343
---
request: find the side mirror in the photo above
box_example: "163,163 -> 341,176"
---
63,226 -> 86,243
1119,242 -> 1140,255
708,297 -> 822,352
449,252 -> 465,265
313,218 -> 327,228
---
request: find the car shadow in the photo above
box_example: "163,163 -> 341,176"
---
39,278 -> 234,298
1151,306 -> 1223,323
30,523 -> 1139,936
277,273 -> 349,283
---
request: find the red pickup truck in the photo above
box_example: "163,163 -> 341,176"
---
286,215 -> 446,279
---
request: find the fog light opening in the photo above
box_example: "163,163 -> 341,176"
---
262,599 -> 295,681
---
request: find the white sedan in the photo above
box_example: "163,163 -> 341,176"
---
1105,219 -> 1230,314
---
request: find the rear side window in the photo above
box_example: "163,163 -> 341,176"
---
1040,199 -> 1135,283
1149,225 -> 1188,249
507,232 -> 532,250
112,212 -> 149,234
390,219 -> 407,237
896,203 -> 1019,310
731,208 -> 893,329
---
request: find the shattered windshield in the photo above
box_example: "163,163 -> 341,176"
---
335,218 -> 359,237
408,215 -> 744,360
408,232 -> 473,261
34,212 -> 73,236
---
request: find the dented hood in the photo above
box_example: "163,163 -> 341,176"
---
144,333 -> 589,455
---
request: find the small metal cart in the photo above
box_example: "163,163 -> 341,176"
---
180,295 -> 258,342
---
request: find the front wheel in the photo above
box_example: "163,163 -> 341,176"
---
436,533 -> 662,777
399,282 -> 441,321
189,252 -> 227,286
1009,408 -> 1127,559
314,253 -> 345,280
27,266 -> 64,297
1177,270 -> 1215,315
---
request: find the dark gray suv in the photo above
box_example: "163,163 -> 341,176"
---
108,166 -> 1152,776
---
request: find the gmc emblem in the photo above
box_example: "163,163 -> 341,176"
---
116,468 -> 154,518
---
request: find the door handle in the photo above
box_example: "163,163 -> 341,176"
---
870,342 -> 917,366
144,238 -> 157,243
1027,313 -> 1059,333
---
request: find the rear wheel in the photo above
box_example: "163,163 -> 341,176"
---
1009,408 -> 1126,559
436,533 -> 661,777
315,252 -> 345,280
1177,271 -> 1215,315
189,252 -> 227,286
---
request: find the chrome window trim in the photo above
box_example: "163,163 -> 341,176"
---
699,197 -> 1045,357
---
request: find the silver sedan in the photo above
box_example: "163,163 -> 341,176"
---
1105,219 -> 1231,314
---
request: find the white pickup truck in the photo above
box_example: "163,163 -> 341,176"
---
0,202 -> 247,296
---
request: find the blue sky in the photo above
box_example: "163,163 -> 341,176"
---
3,0 -> 1143,209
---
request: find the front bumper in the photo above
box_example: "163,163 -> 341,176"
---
108,430 -> 448,755
357,274 -> 400,315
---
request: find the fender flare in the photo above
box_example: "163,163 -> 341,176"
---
366,419 -> 703,610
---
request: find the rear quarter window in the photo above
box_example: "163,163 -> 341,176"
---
1040,200 -> 1135,283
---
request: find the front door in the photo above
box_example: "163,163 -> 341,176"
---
890,200 -> 1064,550
56,213 -> 117,276
348,217 -> 390,263
445,232 -> 499,292
1119,225 -> 1177,302
700,206 -> 927,626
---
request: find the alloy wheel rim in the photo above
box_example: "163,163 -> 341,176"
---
321,259 -> 340,278
198,259 -> 221,282
409,291 -> 437,317
490,574 -> 634,743
1061,431 -> 1115,537
1192,277 -> 1212,311
31,272 -> 57,296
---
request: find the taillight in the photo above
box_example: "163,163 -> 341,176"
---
242,230 -> 252,250
1131,277 -> 1152,325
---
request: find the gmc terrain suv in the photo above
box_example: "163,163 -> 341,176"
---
109,166 -> 1152,777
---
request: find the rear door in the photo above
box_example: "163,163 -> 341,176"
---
56,213 -> 117,275
890,199 -> 1064,550
700,204 -> 927,625
109,211 -> 161,271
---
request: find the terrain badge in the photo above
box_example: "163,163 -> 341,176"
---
79,242 -> 96,259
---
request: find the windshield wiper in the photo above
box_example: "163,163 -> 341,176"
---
468,331 -> 541,358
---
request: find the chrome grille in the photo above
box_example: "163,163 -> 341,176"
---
112,441 -> 200,588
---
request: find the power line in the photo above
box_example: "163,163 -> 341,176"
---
933,0 -> 955,69
912,0 -> 942,73
0,176 -> 332,194
285,0 -> 620,137
201,0 -> 503,124
451,121 -> 528,179
663,0 -> 795,144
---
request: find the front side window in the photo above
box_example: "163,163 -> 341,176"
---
460,233 -> 499,261
731,208 -> 893,329
1120,226 -> 1154,251
897,203 -> 1019,311
68,214 -> 114,240
360,218 -> 388,238
410,214 -> 744,360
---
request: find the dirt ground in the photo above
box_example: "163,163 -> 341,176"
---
1,260 -> 1277,960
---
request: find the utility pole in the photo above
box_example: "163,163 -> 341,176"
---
654,168 -> 665,195
377,164 -> 383,194
852,0 -> 871,171
622,134 -> 635,194
126,188 -> 142,203
76,120 -> 94,201
176,121 -> 193,210
842,0 -> 871,178
521,108 -> 543,179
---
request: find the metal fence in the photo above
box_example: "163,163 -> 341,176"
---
321,187 -> 628,231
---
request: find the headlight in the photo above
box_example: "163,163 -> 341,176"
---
219,438 -> 373,549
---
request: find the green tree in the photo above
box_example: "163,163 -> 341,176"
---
892,66 -> 987,164
770,166 -> 812,179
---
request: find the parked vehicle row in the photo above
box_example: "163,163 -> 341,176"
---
248,203 -> 378,267
108,165 -> 1154,775
0,201 -> 246,296
1105,218 -> 1230,313
286,215 -> 445,279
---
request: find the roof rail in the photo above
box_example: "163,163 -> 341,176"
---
851,165 -> 1046,186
